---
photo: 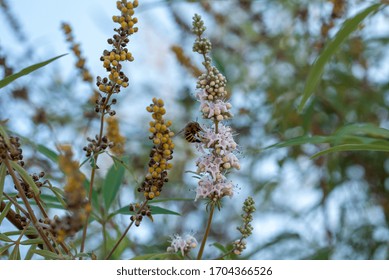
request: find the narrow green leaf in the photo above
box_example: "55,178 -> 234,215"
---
298,4 -> 382,112
4,227 -> 37,237
36,144 -> 59,163
103,163 -> 125,209
147,198 -> 194,204
109,204 -> 180,219
0,164 -> 6,203
212,242 -> 228,254
0,124 -> 11,148
9,161 -> 40,195
48,187 -> 67,208
110,155 -> 140,185
311,143 -> 389,159
150,205 -> 181,216
0,54 -> 67,89
12,193 -> 64,210
0,201 -> 12,225
9,244 -> 20,260
30,249 -> 65,260
0,233 -> 13,242
335,123 -> 389,139
0,244 -> 13,256
303,247 -> 332,260
265,135 -> 332,150
24,244 -> 38,260
20,238 -> 44,245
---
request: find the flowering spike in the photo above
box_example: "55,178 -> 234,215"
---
139,98 -> 174,201
191,14 -> 240,202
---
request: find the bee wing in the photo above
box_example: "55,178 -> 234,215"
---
175,127 -> 186,136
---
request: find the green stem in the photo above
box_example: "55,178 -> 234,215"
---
197,202 -> 215,260
3,159 -> 56,252
79,91 -> 113,257
105,200 -> 148,259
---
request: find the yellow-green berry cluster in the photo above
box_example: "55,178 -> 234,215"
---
51,145 -> 89,242
61,22 -> 93,82
138,98 -> 174,200
233,196 -> 255,255
106,117 -> 126,156
171,45 -> 202,78
96,0 -> 138,95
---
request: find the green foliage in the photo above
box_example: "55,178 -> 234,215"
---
267,123 -> 389,158
0,54 -> 67,89
299,4 -> 382,111
103,162 -> 125,209
9,161 -> 40,195
1,0 -> 389,260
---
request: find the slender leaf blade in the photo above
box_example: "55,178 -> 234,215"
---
9,161 -> 40,195
21,238 -> 44,245
48,187 -> 67,208
0,124 -> 11,148
0,243 -> 13,256
0,54 -> 67,89
335,123 -> 389,139
0,201 -> 12,225
311,143 -> 389,159
36,144 -> 59,163
109,204 -> 180,219
30,249 -> 66,260
24,244 -> 38,260
298,3 -> 382,112
0,232 -> 13,242
150,205 -> 181,216
9,244 -> 20,260
103,163 -> 125,209
265,135 -> 333,150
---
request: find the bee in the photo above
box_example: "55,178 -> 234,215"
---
177,121 -> 204,143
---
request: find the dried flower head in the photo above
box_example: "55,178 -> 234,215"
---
138,98 -> 174,200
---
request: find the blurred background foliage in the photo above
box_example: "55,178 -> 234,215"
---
1,0 -> 389,259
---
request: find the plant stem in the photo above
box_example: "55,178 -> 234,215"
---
3,159 -> 56,252
105,200 -> 148,260
101,206 -> 107,256
197,202 -> 215,260
80,92 -> 113,256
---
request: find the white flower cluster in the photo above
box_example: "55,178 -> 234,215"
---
191,13 -> 240,202
166,234 -> 198,256
195,93 -> 240,201
197,90 -> 233,121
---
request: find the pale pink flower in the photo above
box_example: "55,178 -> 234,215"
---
167,234 -> 198,255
